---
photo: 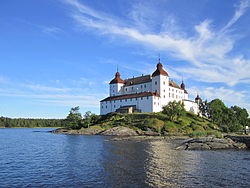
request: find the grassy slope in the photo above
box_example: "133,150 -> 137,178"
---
92,112 -> 222,137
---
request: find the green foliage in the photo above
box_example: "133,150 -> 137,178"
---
0,116 -> 63,128
162,101 -> 186,121
201,99 -> 249,132
82,111 -> 100,128
187,130 -> 222,138
65,106 -> 82,129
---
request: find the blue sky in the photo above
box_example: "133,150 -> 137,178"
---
1,0 -> 250,118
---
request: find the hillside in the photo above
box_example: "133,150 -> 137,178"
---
83,112 -> 222,137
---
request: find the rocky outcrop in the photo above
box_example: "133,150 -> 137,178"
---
176,137 -> 247,150
99,126 -> 138,136
51,126 -> 138,136
225,135 -> 250,148
50,127 -> 103,135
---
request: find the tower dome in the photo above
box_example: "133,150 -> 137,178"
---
109,72 -> 125,84
152,59 -> 169,77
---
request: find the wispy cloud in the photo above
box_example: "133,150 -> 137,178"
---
42,26 -> 63,34
64,0 -> 250,87
188,86 -> 250,113
23,84 -> 73,92
222,0 -> 250,31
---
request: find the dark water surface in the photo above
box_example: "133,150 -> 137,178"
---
0,128 -> 249,188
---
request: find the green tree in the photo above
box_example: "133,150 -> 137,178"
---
82,111 -> 99,128
65,106 -> 82,129
162,101 -> 185,121
207,99 -> 227,125
231,106 -> 249,127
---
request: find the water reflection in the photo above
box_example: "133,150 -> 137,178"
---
103,138 -> 205,187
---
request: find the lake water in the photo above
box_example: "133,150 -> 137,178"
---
0,128 -> 249,188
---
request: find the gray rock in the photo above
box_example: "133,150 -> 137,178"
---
207,142 -> 231,149
50,127 -> 103,135
100,126 -> 138,136
187,143 -> 211,150
176,137 -> 247,150
189,137 -> 213,143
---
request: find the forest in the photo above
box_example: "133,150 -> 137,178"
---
0,117 -> 64,128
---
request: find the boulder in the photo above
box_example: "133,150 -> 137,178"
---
176,137 -> 247,150
100,126 -> 138,136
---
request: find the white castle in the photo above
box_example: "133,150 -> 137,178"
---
100,60 -> 201,115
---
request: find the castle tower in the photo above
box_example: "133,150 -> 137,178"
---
109,71 -> 125,96
180,80 -> 188,99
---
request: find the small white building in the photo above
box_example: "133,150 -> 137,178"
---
100,60 -> 201,115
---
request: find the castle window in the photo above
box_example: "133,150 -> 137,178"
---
176,95 -> 178,99
172,94 -> 174,98
114,100 -> 115,103
114,105 -> 116,108
141,85 -> 143,89
141,97 -> 143,100
169,93 -> 171,97
113,90 -> 114,92
164,95 -> 165,98
101,106 -> 103,109
110,101 -> 111,103
154,102 -> 156,105
130,98 -> 132,101
132,87 -> 134,91
147,96 -> 149,99
155,90 -> 157,93
125,99 -> 127,102
163,81 -> 165,85
158,103 -> 159,105
106,101 -> 107,104
163,89 -> 165,92
106,106 -> 107,108
125,88 -> 127,91
155,81 -> 157,85
144,84 -> 146,88
136,98 -> 137,100
120,100 -> 122,102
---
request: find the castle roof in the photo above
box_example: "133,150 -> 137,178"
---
124,75 -> 151,86
169,80 -> 181,89
180,80 -> 188,94
109,72 -> 125,84
100,92 -> 160,102
152,61 -> 169,77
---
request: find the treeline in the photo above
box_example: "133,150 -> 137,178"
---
0,117 -> 64,128
200,99 -> 249,132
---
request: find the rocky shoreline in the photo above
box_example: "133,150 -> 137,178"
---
176,137 -> 247,150
50,127 -> 248,150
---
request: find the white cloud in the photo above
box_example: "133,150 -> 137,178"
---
222,0 -> 250,31
23,84 -> 73,92
188,86 -> 250,113
64,0 -> 250,87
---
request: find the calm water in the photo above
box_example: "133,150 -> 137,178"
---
0,128 -> 249,188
